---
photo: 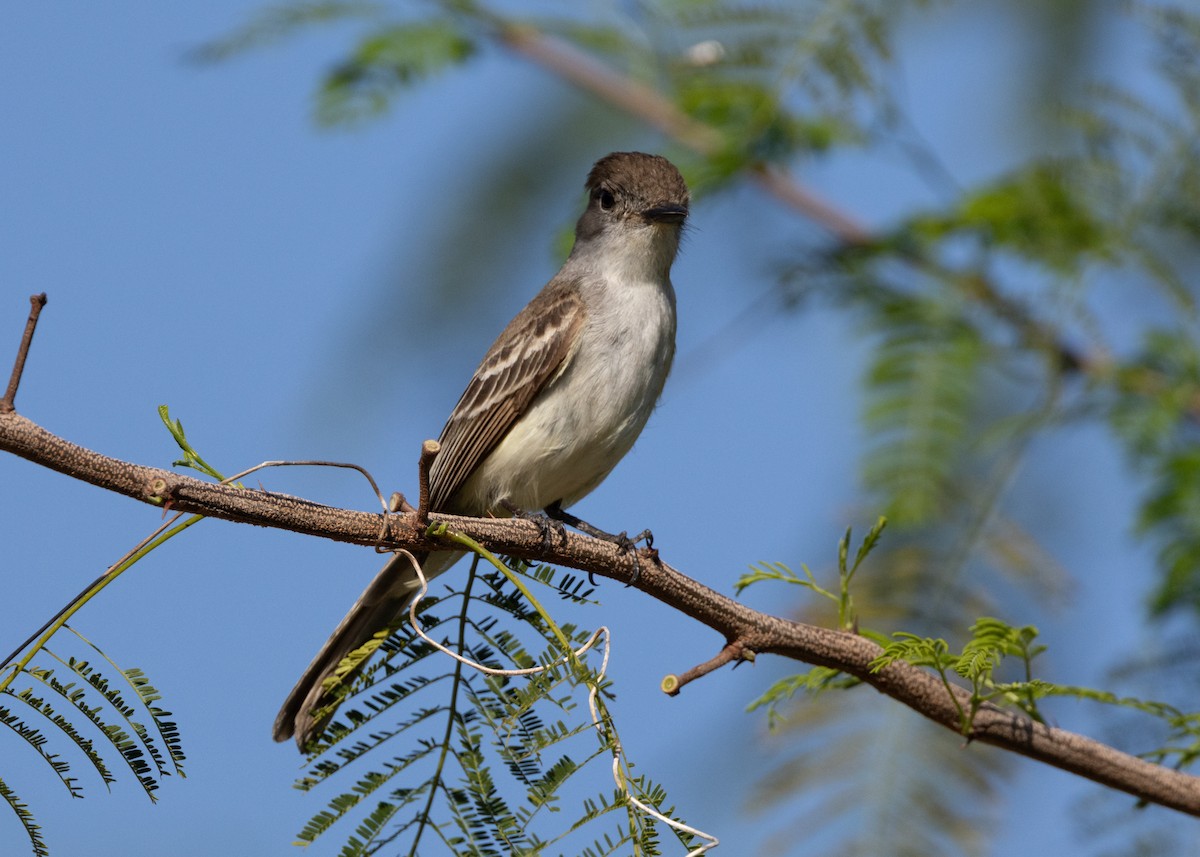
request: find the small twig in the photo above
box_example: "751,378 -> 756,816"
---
416,439 -> 440,526
661,640 -> 749,696
495,24 -> 723,156
391,493 -> 415,513
2,293 -> 47,414
751,165 -> 872,245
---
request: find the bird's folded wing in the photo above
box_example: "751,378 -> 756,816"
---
429,277 -> 586,510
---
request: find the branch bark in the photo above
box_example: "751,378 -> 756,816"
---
2,406 -> 1199,817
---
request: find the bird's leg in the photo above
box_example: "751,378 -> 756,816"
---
501,499 -> 568,551
544,500 -> 654,585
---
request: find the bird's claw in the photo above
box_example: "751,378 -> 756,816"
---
503,500 -> 568,551
613,529 -> 655,586
541,501 -> 656,587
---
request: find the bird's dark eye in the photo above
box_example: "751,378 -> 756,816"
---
596,188 -> 616,211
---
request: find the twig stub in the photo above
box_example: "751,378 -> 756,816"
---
416,439 -> 440,526
665,640 -> 748,695
2,293 -> 48,414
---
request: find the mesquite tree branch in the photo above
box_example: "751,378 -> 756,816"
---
2,298 -> 1198,816
4,409 -> 1198,815
0,406 -> 1195,813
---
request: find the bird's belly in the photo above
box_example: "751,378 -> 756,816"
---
452,311 -> 673,514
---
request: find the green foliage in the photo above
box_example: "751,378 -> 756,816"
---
317,21 -> 476,126
657,0 -> 907,106
741,521 -> 894,730
650,1 -> 902,188
200,0 -> 912,184
158,404 -> 225,481
0,778 -> 46,857
1111,331 -> 1200,613
193,3 -> 475,127
863,294 -> 987,527
737,516 -> 887,631
755,7 -> 1200,629
190,1 -> 384,62
872,617 -> 1200,769
908,163 -> 1110,273
776,4 -> 1200,623
293,548 -> 704,855
746,668 -> 862,731
0,627 -> 184,856
871,617 -> 1046,735
782,255 -> 1001,532
0,405 -> 216,854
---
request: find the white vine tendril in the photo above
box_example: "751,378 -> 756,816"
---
396,548 -> 719,855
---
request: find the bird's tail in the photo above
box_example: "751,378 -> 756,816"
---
273,549 -> 458,750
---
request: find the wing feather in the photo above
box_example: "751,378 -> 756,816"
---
429,277 -> 586,511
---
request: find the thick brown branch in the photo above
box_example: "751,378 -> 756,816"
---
2,408 -> 1199,816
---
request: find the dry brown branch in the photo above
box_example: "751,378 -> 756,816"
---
2,378 -> 1198,816
2,294 -> 1200,815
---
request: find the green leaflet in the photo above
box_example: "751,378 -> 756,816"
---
317,21 -> 476,126
294,556 -> 700,855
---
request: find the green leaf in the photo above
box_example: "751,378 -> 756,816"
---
190,1 -> 383,62
0,776 -> 47,857
294,556 -> 700,855
317,22 -> 475,126
861,296 -> 985,527
1111,330 -> 1200,613
909,163 -> 1109,272
158,404 -> 225,481
747,668 -> 862,729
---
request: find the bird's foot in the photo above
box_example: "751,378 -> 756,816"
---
544,501 -> 655,585
502,500 -> 568,551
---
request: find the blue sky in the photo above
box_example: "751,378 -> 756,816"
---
0,3 -> 1190,855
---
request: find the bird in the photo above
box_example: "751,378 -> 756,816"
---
274,151 -> 690,750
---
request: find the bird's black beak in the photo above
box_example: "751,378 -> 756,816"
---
642,203 -> 688,223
